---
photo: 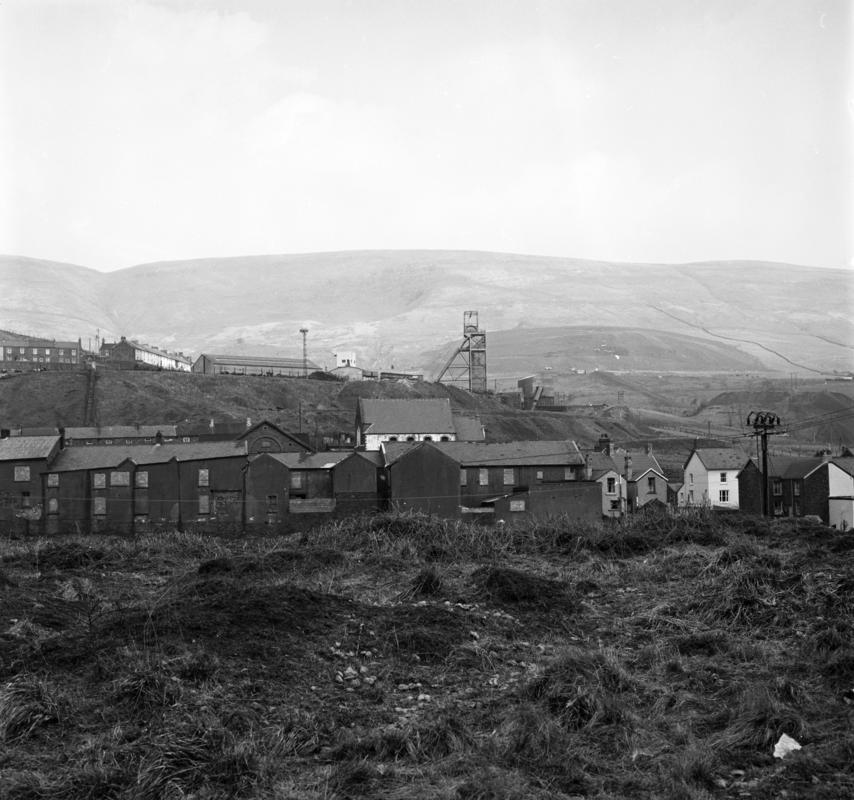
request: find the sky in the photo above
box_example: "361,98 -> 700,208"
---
0,0 -> 851,271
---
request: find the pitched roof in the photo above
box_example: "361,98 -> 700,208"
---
0,435 -> 61,461
269,451 -> 352,470
690,448 -> 749,472
50,441 -> 247,472
583,451 -> 619,479
195,353 -> 321,370
358,398 -> 455,435
617,453 -> 666,480
832,457 -> 854,478
453,415 -> 486,442
382,440 -> 584,467
64,425 -> 178,439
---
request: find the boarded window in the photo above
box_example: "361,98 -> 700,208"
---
135,471 -> 149,488
13,466 -> 30,482
93,473 -> 106,489
47,497 -> 59,514
290,471 -> 303,489
478,468 -> 488,486
509,499 -> 526,512
199,494 -> 210,514
503,469 -> 514,486
111,471 -> 130,486
93,497 -> 106,515
198,469 -> 210,487
536,470 -> 544,481
47,473 -> 59,487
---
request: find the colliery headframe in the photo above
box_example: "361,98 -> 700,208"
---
436,311 -> 488,393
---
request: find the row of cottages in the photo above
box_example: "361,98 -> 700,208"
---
738,454 -> 854,528
678,445 -> 854,527
382,440 -> 603,523
1,332 -> 84,369
355,398 -> 485,450
100,337 -> 192,371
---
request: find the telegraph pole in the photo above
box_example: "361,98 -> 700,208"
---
747,410 -> 782,517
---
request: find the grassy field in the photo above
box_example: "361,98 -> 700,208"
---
1,511 -> 852,799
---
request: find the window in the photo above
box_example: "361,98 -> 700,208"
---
93,497 -> 106,515
648,476 -> 656,493
423,436 -> 432,442
47,473 -> 59,487
135,471 -> 149,488
719,489 -> 729,503
610,499 -> 621,510
93,473 -> 106,489
689,490 -> 695,502
14,466 -> 31,482
720,472 -> 728,483
21,491 -> 31,507
198,469 -> 209,487
606,477 -> 616,494
111,471 -> 130,486
564,467 -> 573,481
440,436 -> 450,442
503,468 -> 514,486
182,437 -> 191,443
290,471 -> 303,489
689,473 -> 694,484
198,495 -> 210,514
45,349 -> 50,356
460,470 -> 467,486
478,468 -> 489,486
509,499 -> 526,512
388,436 -> 398,442
406,436 -> 415,442
47,497 -> 58,514
536,470 -> 544,482
793,500 -> 801,516
773,479 -> 783,496
773,499 -> 784,516
793,482 -> 801,497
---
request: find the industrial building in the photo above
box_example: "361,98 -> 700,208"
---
192,353 -> 321,376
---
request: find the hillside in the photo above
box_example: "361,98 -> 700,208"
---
0,371 -> 654,449
2,251 -> 852,373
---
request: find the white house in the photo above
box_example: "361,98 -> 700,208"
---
682,448 -> 748,510
355,398 -> 458,451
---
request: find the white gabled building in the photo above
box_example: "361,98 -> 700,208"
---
355,398 -> 457,451
682,447 -> 748,510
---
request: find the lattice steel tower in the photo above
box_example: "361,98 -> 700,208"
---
436,311 -> 487,392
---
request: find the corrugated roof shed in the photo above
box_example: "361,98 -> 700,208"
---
358,398 -> 455,435
50,441 -> 247,472
198,354 -> 321,370
0,436 -> 61,460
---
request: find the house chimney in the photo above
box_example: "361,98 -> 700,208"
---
625,454 -> 633,481
646,442 -> 653,455
597,434 -> 612,456
584,453 -> 592,481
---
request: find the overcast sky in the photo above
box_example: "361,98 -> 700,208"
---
1,0 -> 850,271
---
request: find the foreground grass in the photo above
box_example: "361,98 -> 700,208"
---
0,510 -> 852,799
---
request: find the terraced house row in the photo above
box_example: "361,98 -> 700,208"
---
1,399 -> 851,535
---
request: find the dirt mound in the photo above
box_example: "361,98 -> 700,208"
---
471,566 -> 574,608
379,604 -> 472,663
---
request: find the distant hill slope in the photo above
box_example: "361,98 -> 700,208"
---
2,250 -> 852,372
423,326 -> 766,381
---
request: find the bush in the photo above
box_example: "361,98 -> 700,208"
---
0,674 -> 62,741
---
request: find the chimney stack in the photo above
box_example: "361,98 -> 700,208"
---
625,454 -> 633,481
597,434 -> 612,456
